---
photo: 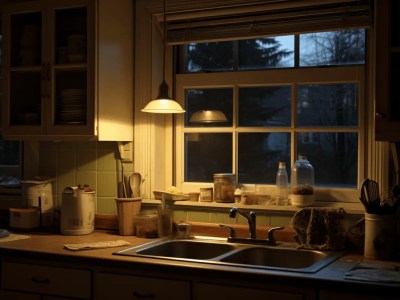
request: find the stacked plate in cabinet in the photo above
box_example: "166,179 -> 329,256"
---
58,89 -> 86,124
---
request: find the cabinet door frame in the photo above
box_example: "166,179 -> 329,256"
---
1,0 -> 47,136
375,0 -> 400,141
45,0 -> 96,137
1,0 -> 96,139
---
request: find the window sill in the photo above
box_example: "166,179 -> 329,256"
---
141,199 -> 365,215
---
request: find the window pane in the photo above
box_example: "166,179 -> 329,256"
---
238,35 -> 294,69
239,86 -> 291,127
185,88 -> 233,127
297,132 -> 357,187
185,133 -> 232,182
300,29 -> 365,66
0,140 -> 20,166
185,41 -> 233,72
297,84 -> 358,127
238,132 -> 290,184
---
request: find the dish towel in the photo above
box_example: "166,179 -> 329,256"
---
64,240 -> 130,251
0,232 -> 31,243
345,262 -> 400,284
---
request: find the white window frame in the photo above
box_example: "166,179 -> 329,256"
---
175,65 -> 365,203
134,0 -> 389,203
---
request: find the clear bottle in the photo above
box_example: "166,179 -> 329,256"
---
291,154 -> 315,206
275,161 -> 289,205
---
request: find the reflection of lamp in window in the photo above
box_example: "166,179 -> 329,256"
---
189,110 -> 228,123
141,0 -> 185,114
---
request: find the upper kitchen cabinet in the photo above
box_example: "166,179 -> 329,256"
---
1,0 -> 133,141
375,0 -> 400,141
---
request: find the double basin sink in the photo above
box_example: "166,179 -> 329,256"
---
114,237 -> 343,273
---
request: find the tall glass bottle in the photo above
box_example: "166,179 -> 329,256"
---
275,161 -> 289,205
291,154 -> 314,206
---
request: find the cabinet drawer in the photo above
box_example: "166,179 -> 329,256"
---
0,289 -> 41,300
194,283 -> 304,300
94,272 -> 190,300
1,262 -> 91,299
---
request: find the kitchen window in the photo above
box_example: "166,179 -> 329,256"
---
134,0 -> 379,203
175,30 -> 366,202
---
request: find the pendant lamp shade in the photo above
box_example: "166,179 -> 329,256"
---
141,0 -> 185,114
142,80 -> 185,113
189,110 -> 227,123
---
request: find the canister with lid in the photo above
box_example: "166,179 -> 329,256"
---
290,154 -> 315,206
134,212 -> 158,238
213,173 -> 236,203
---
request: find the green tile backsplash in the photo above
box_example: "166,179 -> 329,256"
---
38,141 -> 362,229
39,141 -> 125,213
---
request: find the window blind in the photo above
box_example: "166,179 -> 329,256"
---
158,0 -> 372,44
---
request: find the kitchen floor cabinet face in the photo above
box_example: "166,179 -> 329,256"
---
1,0 -> 133,141
193,283 -> 307,300
0,290 -> 41,300
94,272 -> 191,300
319,289 -> 398,300
1,261 -> 91,299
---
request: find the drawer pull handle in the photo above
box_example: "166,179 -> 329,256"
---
31,277 -> 51,284
133,291 -> 155,298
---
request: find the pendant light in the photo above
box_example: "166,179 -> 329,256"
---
189,110 -> 228,123
141,0 -> 185,114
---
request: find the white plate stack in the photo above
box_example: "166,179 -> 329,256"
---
59,89 -> 86,124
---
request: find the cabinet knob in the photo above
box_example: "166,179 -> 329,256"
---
31,277 -> 51,284
376,112 -> 386,119
133,291 -> 156,298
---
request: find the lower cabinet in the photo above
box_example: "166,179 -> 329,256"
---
194,282 -> 309,300
93,272 -> 191,300
319,289 -> 399,300
1,261 -> 91,299
1,258 -> 399,300
0,290 -> 41,300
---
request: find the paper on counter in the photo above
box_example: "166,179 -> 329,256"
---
345,262 -> 400,284
64,240 -> 130,251
0,233 -> 31,243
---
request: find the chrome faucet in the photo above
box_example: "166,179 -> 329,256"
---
229,207 -> 256,239
221,207 -> 284,246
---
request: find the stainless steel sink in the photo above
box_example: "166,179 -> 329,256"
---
219,246 -> 339,273
135,239 -> 236,259
114,237 -> 343,273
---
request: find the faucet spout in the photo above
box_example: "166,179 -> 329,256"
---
229,207 -> 256,239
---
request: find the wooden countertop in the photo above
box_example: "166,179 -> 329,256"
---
0,226 -> 399,295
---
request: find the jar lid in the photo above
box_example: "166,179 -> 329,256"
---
213,173 -> 236,178
134,213 -> 158,220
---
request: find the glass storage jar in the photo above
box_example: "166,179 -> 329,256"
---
290,154 -> 315,207
213,173 -> 236,203
134,212 -> 158,238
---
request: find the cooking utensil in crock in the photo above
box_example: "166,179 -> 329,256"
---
360,178 -> 383,214
360,178 -> 370,211
130,173 -> 142,198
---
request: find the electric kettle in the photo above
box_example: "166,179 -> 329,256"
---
60,185 -> 96,235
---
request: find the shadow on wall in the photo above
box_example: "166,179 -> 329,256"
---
38,141 -> 133,214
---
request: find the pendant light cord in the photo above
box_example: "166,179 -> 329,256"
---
162,0 -> 166,83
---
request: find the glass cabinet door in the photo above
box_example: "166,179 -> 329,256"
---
9,11 -> 43,127
52,6 -> 88,127
2,1 -> 92,137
